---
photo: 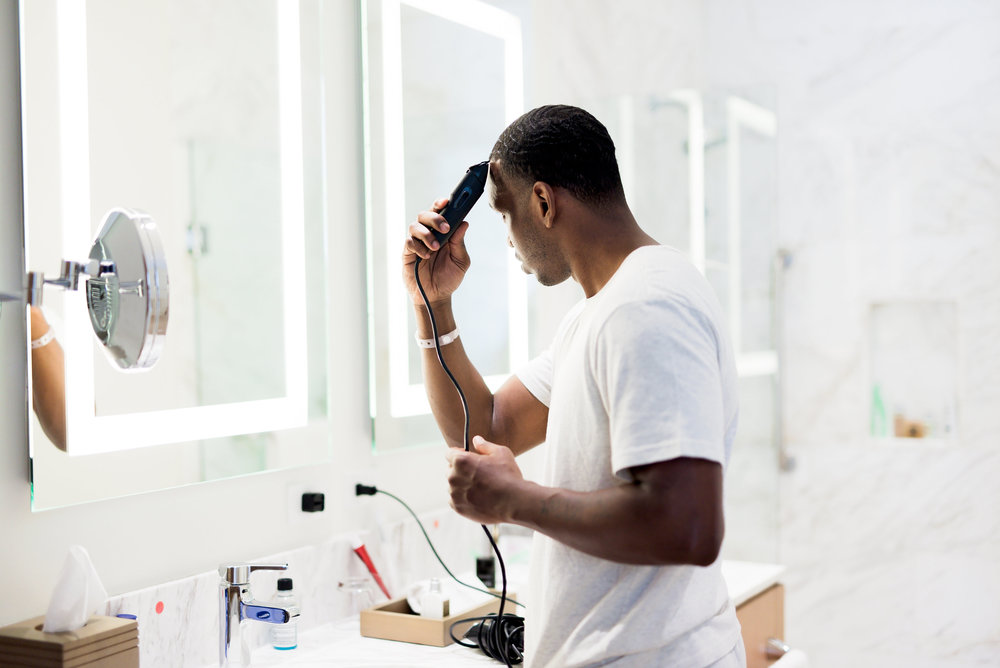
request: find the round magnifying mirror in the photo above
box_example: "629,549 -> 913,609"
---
87,208 -> 169,370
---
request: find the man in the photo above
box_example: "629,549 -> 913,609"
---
403,105 -> 744,667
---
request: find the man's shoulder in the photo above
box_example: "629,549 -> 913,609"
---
599,248 -> 715,317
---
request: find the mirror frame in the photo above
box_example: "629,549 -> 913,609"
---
14,0 -> 341,512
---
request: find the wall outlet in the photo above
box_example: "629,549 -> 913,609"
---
286,482 -> 328,526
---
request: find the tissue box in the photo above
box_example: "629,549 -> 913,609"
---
0,615 -> 138,668
360,592 -> 516,647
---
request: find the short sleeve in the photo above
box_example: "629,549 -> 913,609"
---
594,300 -> 726,479
515,347 -> 553,408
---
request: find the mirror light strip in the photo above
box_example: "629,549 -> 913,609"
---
737,350 -> 779,377
668,90 -> 705,274
382,0 -> 409,417
277,0 -> 309,422
501,7 -> 527,371
56,0 -> 95,454
77,398 -> 308,455
617,96 -> 636,202
726,96 -> 777,358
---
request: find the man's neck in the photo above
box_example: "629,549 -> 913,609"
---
568,213 -> 658,298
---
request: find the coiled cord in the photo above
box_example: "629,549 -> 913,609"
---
412,256 -> 524,666
450,610 -> 524,665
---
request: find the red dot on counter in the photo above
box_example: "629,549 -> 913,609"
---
433,519 -> 440,529
155,601 -> 164,614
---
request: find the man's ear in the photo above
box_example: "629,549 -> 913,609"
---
532,182 -> 557,228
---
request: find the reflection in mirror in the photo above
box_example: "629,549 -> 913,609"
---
363,0 -> 527,451
21,0 -> 332,509
27,207 -> 170,453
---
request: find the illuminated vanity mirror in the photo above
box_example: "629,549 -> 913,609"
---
20,0 -> 333,510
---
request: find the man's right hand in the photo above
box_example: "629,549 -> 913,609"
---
403,197 -> 472,305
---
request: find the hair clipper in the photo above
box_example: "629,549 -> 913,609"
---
432,160 -> 489,246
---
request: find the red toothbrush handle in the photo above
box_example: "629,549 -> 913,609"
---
353,544 -> 391,599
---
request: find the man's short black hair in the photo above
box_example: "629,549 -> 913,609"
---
490,105 -> 625,207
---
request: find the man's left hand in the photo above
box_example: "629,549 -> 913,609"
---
445,436 -> 525,525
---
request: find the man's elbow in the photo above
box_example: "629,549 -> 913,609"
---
690,512 -> 724,566
651,514 -> 724,567
687,532 -> 723,567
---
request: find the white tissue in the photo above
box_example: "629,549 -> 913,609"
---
42,545 -> 108,633
771,649 -> 810,668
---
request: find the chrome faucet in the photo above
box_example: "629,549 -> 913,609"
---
219,562 -> 301,668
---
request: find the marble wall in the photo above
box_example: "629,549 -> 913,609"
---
701,0 -> 1000,665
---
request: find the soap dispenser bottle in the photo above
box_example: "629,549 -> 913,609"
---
271,578 -> 299,650
419,578 -> 450,619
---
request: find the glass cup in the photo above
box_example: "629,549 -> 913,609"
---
339,576 -> 376,615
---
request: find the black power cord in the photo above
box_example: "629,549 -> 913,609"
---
354,483 -> 524,611
355,482 -> 524,665
402,255 -> 524,666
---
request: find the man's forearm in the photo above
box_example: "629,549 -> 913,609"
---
415,299 -> 494,449
505,462 -> 723,567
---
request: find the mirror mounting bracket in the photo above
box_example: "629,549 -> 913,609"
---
26,259 -> 117,307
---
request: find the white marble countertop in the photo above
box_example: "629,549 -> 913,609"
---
249,617 -> 500,667
234,559 -> 785,667
721,559 -> 786,606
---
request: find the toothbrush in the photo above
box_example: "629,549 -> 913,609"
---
350,537 -> 392,600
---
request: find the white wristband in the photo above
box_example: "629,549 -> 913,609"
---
415,327 -> 460,349
31,329 -> 56,349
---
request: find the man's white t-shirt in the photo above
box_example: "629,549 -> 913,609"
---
515,245 -> 742,668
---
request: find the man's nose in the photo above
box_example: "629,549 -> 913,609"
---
507,237 -> 514,248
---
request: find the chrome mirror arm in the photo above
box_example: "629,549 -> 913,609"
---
26,258 -> 117,307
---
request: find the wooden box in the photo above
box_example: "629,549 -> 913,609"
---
360,593 -> 517,647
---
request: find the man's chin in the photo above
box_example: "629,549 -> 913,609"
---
534,272 -> 570,288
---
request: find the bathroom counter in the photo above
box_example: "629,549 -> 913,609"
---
721,559 -> 786,606
237,559 -> 785,667
248,617 -> 502,667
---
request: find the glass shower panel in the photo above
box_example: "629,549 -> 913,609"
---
591,96 -> 692,252
724,374 -> 780,562
730,93 -> 778,356
709,89 -> 779,563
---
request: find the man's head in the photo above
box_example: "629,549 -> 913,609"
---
487,105 -> 626,286
489,105 -> 625,208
